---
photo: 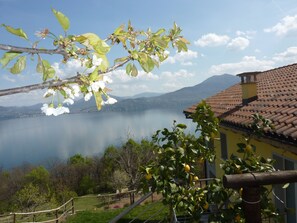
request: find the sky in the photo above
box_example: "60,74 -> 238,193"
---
1,0 -> 297,106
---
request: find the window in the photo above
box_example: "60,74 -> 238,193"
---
273,154 -> 297,223
220,133 -> 228,160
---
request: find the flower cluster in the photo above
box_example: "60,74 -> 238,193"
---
40,54 -> 117,116
41,103 -> 69,116
84,75 -> 113,102
41,84 -> 80,116
41,76 -> 117,116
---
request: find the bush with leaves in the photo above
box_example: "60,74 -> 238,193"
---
141,101 -> 219,220
141,102 -> 281,222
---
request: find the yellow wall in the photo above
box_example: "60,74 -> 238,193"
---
241,82 -> 257,99
213,126 -> 297,178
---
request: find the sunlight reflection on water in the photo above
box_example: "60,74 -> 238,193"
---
0,109 -> 196,169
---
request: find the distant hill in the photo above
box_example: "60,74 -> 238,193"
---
0,74 -> 239,119
130,92 -> 163,98
86,73 -> 239,113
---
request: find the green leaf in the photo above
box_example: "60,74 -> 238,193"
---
154,38 -> 168,50
97,54 -> 109,72
283,183 -> 290,189
177,124 -> 187,129
75,35 -> 87,43
115,56 -> 129,63
138,53 -> 154,73
154,28 -> 165,36
175,40 -> 188,52
2,24 -> 28,40
126,63 -> 133,75
0,52 -> 21,68
114,24 -> 125,35
52,8 -> 70,31
93,91 -> 103,110
36,57 -> 43,73
10,56 -> 26,74
131,64 -> 138,77
41,60 -> 55,81
80,33 -> 110,54
89,67 -> 99,82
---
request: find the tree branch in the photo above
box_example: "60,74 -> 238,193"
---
0,57 -> 131,97
0,44 -> 67,57
0,76 -> 79,97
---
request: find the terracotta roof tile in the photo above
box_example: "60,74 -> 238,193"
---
184,63 -> 297,145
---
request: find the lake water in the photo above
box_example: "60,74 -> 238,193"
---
0,109 -> 196,169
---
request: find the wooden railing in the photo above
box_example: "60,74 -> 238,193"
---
0,198 -> 74,223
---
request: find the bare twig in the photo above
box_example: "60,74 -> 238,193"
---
0,44 -> 67,57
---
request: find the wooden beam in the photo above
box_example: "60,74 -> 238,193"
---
223,170 -> 297,188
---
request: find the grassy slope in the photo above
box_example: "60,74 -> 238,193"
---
67,200 -> 168,223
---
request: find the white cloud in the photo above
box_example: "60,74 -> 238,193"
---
52,59 -> 87,78
273,46 -> 297,62
264,14 -> 297,36
109,69 -> 159,82
0,90 -> 45,106
164,50 -> 198,65
161,69 -> 194,78
194,33 -> 230,47
209,56 -> 275,75
2,75 -> 16,83
227,37 -> 250,50
109,68 -> 196,96
236,30 -> 256,39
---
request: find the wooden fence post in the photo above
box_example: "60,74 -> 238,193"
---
223,170 -> 297,223
71,198 -> 75,215
13,213 -> 16,223
242,187 -> 261,223
55,209 -> 59,223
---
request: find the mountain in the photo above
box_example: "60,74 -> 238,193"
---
85,74 -> 239,113
130,92 -> 163,98
0,74 -> 239,119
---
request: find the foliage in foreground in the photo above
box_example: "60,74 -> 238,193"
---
0,139 -> 154,213
141,101 -> 281,222
141,101 -> 219,220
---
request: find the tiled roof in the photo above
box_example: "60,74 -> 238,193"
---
184,63 -> 297,145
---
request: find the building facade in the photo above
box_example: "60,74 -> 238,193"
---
184,63 -> 297,222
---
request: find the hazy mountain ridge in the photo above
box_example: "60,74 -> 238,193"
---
75,74 -> 239,113
0,74 -> 239,119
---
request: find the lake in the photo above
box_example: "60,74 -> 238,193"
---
0,109 -> 196,169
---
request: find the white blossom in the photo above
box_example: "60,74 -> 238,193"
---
63,98 -> 74,105
90,81 -> 105,92
35,29 -> 49,39
84,92 -> 93,101
92,54 -> 103,66
55,105 -> 70,116
41,103 -> 70,116
63,87 -> 74,99
103,75 -> 113,83
104,97 -> 117,105
41,104 -> 56,116
72,84 -> 80,97
43,89 -> 56,98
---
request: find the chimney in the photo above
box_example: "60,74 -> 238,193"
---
237,71 -> 261,105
